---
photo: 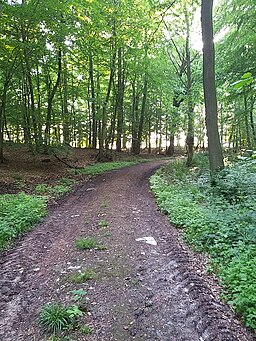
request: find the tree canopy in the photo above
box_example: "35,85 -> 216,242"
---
0,0 -> 255,165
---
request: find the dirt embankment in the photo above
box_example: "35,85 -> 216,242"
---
0,160 -> 255,341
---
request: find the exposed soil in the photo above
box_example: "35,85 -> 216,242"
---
0,160 -> 255,341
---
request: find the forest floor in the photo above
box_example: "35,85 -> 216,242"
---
0,148 -> 255,341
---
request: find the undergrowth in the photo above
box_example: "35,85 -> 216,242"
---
150,153 -> 256,331
0,193 -> 46,250
34,177 -> 76,198
71,160 -> 146,176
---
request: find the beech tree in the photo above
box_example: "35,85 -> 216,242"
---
201,0 -> 224,174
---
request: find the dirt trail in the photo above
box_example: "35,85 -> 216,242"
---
0,161 -> 255,341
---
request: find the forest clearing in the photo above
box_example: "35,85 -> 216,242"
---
1,0 -> 256,340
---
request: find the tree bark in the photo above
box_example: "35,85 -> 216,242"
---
89,52 -> 97,149
250,109 -> 256,148
0,86 -> 8,163
166,135 -> 175,156
44,47 -> 62,147
201,0 -> 224,174
132,78 -> 148,155
116,47 -> 125,152
98,50 -> 116,160
185,23 -> 194,167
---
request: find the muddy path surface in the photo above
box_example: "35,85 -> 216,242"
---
0,160 -> 255,341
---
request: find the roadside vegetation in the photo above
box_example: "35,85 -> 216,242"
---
71,159 -> 148,176
150,153 -> 256,331
0,193 -> 46,251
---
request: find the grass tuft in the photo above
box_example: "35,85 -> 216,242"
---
69,269 -> 97,283
75,237 -> 98,250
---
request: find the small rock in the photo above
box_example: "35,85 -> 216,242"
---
130,327 -> 138,337
0,286 -> 10,295
145,300 -> 153,308
134,308 -> 144,317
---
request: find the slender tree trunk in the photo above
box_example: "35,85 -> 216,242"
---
148,115 -> 152,154
36,63 -> 43,147
22,79 -> 32,144
132,78 -> 148,155
45,47 -> 62,148
131,79 -> 139,154
89,52 -> 97,148
116,47 -> 125,152
243,93 -> 251,149
62,62 -> 70,144
98,50 -> 116,160
250,109 -> 256,148
201,0 -> 224,174
185,8 -> 194,167
0,85 -> 8,163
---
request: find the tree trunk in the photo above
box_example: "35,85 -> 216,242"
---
98,50 -> 116,160
62,62 -> 70,144
0,86 -> 8,163
250,109 -> 256,148
243,93 -> 251,149
89,52 -> 97,148
116,47 -> 125,152
131,79 -> 139,154
201,0 -> 224,174
185,27 -> 194,167
132,78 -> 148,155
166,135 -> 175,156
45,47 -> 62,148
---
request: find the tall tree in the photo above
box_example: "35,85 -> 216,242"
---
201,0 -> 224,174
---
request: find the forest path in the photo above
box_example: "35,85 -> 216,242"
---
0,160 -> 255,341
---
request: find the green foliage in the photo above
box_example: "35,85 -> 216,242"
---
69,269 -> 97,283
49,185 -> 71,198
220,248 -> 256,329
80,325 -> 92,335
0,193 -> 46,250
34,182 -> 73,198
75,236 -> 107,251
39,303 -> 83,335
98,220 -> 109,228
150,157 -> 256,331
70,289 -> 87,303
100,201 -> 108,208
57,178 -> 76,186
72,160 -> 140,176
74,237 -> 98,250
34,184 -> 50,194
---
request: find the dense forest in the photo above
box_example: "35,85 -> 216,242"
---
1,0 -> 255,164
